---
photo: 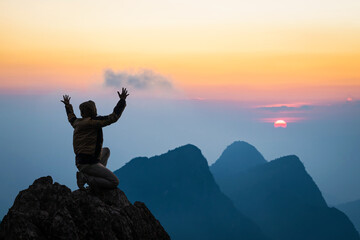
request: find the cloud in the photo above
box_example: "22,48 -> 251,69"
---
260,117 -> 306,123
256,105 -> 313,112
104,69 -> 173,90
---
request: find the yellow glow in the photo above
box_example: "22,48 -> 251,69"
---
1,0 -> 360,102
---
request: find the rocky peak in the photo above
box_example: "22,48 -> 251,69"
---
0,176 -> 170,240
211,141 -> 267,176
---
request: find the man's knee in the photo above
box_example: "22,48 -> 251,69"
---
104,171 -> 119,189
111,176 -> 119,188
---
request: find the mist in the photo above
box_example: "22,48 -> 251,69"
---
0,93 -> 359,218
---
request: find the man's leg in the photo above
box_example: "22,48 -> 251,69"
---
76,148 -> 116,190
100,147 -> 110,167
76,171 -> 87,190
80,163 -> 119,189
76,164 -> 90,190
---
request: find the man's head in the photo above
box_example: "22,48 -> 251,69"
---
79,100 -> 97,118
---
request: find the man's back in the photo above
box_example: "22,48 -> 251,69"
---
63,93 -> 127,165
61,88 -> 129,190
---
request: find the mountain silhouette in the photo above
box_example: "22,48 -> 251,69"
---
210,141 -> 359,240
114,144 -> 269,240
337,199 -> 360,233
210,141 -> 267,195
0,176 -> 170,240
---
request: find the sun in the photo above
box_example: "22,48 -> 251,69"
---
274,120 -> 287,128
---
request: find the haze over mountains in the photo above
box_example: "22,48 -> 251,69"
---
113,141 -> 360,240
210,141 -> 359,240
114,144 -> 269,240
337,199 -> 360,233
1,96 -> 360,222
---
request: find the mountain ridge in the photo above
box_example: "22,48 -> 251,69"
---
210,141 -> 360,240
336,199 -> 360,233
210,141 -> 267,195
114,144 -> 269,240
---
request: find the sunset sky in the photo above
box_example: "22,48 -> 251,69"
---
1,0 -> 360,218
1,0 -> 360,103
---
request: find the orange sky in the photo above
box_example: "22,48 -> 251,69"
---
1,0 -> 360,103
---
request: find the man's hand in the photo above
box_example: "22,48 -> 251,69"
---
61,95 -> 71,105
117,88 -> 129,100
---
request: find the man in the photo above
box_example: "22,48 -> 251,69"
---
61,88 -> 129,190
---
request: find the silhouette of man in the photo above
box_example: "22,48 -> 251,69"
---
61,88 -> 129,190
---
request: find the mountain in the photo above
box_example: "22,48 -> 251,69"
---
114,144 -> 269,240
0,176 -> 170,240
211,141 -> 360,240
210,141 -> 267,195
337,199 -> 360,233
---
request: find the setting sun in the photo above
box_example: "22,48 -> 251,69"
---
274,120 -> 287,128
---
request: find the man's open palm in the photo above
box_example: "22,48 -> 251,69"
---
118,88 -> 129,100
61,95 -> 71,105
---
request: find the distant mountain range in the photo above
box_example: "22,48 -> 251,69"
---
337,199 -> 360,233
210,141 -> 359,240
114,144 -> 269,240
111,141 -> 359,240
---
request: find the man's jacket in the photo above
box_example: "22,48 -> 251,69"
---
64,99 -> 126,165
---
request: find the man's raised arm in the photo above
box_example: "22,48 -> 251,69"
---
114,88 -> 129,117
61,95 -> 77,127
89,88 -> 129,128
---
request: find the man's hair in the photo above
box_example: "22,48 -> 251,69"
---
79,100 -> 97,118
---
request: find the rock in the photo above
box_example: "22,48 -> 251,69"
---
0,176 -> 170,240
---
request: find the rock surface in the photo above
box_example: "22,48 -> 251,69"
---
0,176 -> 170,240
